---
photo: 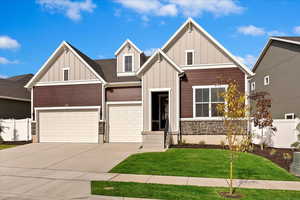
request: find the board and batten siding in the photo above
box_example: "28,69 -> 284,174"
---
252,40 -> 300,119
38,50 -> 97,83
142,57 -> 179,132
165,25 -> 232,66
116,45 -> 140,73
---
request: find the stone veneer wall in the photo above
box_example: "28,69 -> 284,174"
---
180,120 -> 248,135
180,120 -> 226,135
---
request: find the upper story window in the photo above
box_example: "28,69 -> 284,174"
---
193,85 -> 227,118
63,68 -> 69,81
264,75 -> 270,85
251,82 -> 255,91
124,54 -> 133,72
186,50 -> 194,65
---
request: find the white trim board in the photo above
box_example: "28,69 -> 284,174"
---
105,81 -> 141,88
106,101 -> 142,105
181,64 -> 237,70
35,80 -> 102,86
115,39 -> 143,56
34,106 -> 101,122
25,41 -> 107,88
161,18 -> 254,76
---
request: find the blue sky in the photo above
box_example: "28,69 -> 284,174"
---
1,0 -> 300,78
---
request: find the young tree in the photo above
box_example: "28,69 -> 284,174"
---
250,92 -> 275,150
217,80 -> 251,196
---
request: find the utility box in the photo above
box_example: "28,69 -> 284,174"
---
291,152 -> 300,176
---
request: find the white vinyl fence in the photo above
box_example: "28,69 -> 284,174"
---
0,119 -> 31,141
252,119 -> 300,148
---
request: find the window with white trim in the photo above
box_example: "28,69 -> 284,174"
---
264,75 -> 270,85
194,85 -> 226,118
251,82 -> 255,91
186,50 -> 194,65
285,113 -> 295,119
63,68 -> 69,81
124,55 -> 133,72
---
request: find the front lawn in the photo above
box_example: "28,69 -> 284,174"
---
110,148 -> 299,181
91,181 -> 300,200
0,144 -> 17,150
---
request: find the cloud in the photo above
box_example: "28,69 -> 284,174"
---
37,0 -> 96,21
267,30 -> 286,36
114,0 -> 242,18
293,26 -> 300,35
114,0 -> 177,17
0,36 -> 20,49
144,48 -> 157,56
236,54 -> 257,68
0,56 -> 19,64
169,0 -> 244,17
237,25 -> 265,36
0,74 -> 8,78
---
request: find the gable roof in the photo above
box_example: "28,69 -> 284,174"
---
136,49 -> 184,77
0,74 -> 33,101
25,41 -> 107,88
252,36 -> 300,72
161,18 -> 254,76
114,39 -> 143,56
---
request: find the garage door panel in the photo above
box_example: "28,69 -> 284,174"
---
39,109 -> 98,143
109,104 -> 142,143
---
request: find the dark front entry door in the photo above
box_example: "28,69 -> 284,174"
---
159,95 -> 169,130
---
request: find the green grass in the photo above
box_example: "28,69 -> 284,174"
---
91,181 -> 300,200
110,148 -> 299,181
0,144 -> 17,150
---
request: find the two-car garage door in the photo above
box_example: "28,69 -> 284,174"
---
38,109 -> 99,143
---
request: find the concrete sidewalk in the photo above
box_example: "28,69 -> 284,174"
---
1,166 -> 300,191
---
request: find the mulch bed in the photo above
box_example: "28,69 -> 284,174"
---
171,144 -> 298,171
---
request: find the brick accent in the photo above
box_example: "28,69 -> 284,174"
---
181,120 -> 226,135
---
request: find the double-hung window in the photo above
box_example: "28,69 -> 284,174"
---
63,68 -> 69,81
193,85 -> 227,118
124,54 -> 133,72
186,50 -> 194,65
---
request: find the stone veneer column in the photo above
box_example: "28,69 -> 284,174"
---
31,121 -> 38,143
98,121 -> 105,144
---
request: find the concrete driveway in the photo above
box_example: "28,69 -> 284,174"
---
0,143 -> 162,199
0,143 -> 141,173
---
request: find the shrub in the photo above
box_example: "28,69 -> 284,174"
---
283,153 -> 292,161
220,140 -> 225,148
269,149 -> 277,156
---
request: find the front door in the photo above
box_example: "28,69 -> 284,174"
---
159,95 -> 169,130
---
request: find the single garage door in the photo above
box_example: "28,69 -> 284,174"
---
39,109 -> 98,143
109,104 -> 142,142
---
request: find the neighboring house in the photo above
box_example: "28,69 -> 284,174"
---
25,18 -> 253,144
0,74 -> 33,119
251,37 -> 300,119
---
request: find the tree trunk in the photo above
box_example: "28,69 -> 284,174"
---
229,152 -> 234,195
260,128 -> 264,150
